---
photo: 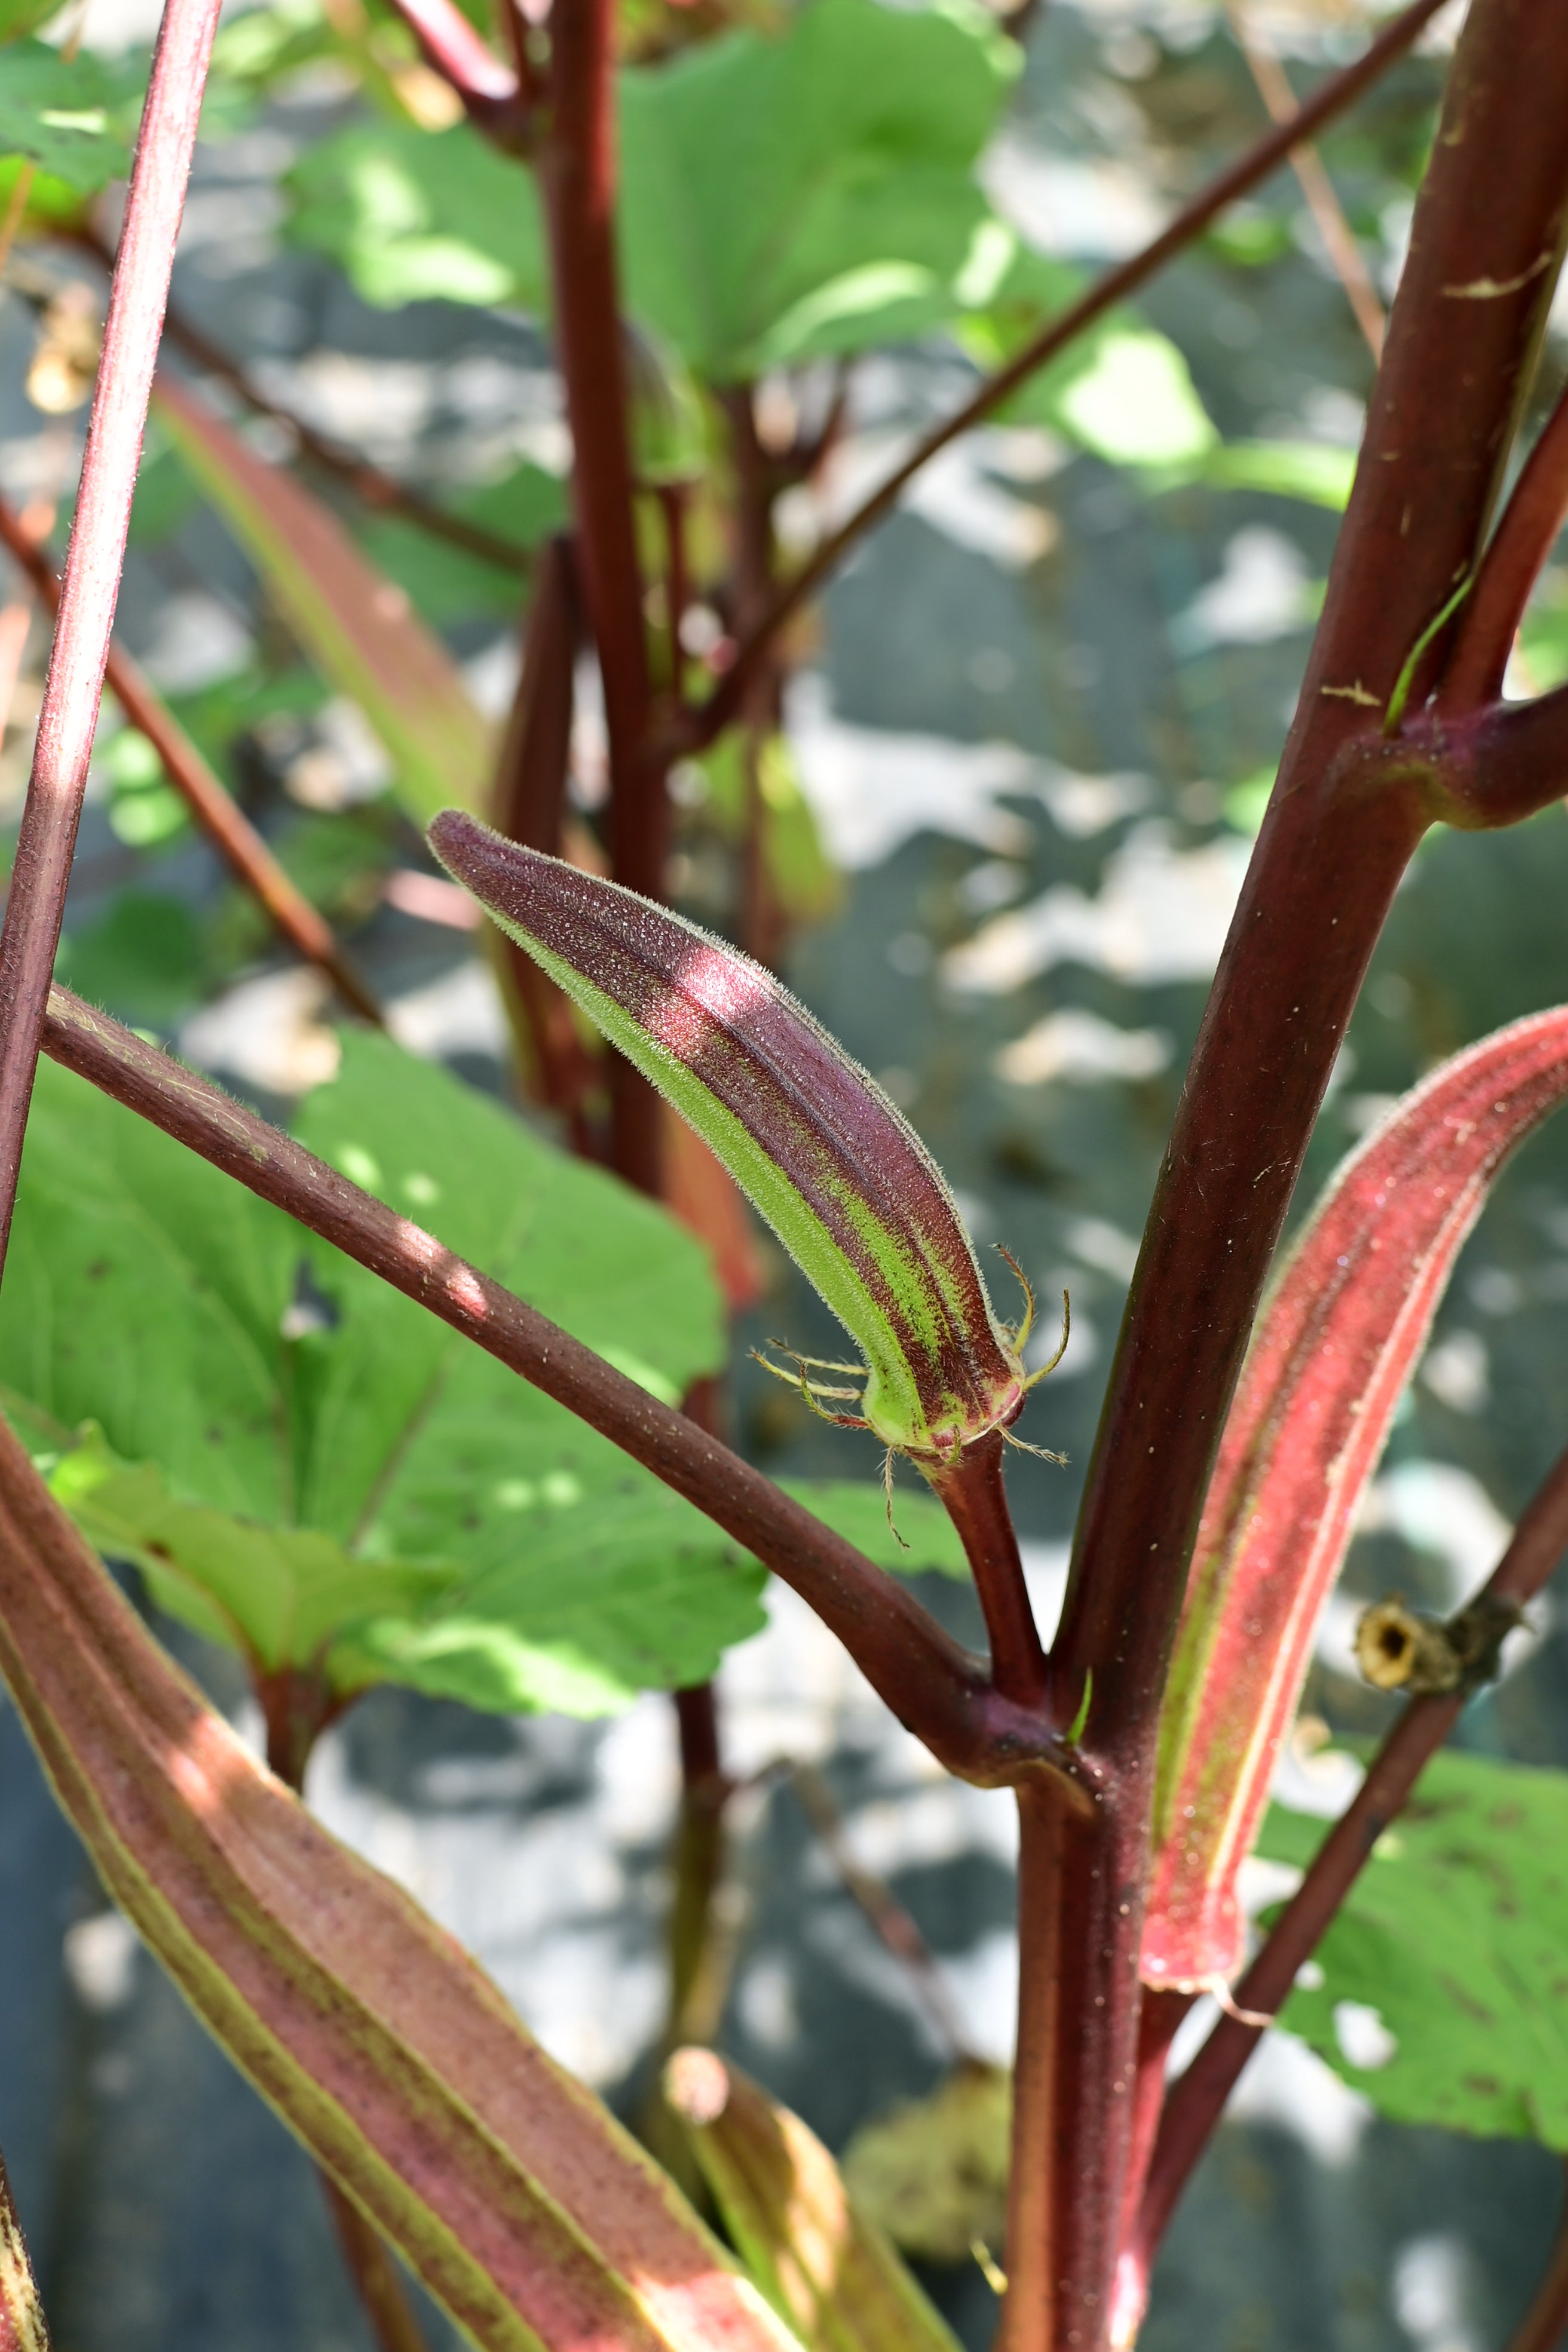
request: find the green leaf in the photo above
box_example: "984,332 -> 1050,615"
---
1180,439 -> 1358,512
840,2064 -> 1010,2265
1520,567 -> 1568,692
1258,1751 -> 1568,2149
779,1481 -> 967,1577
620,0 -> 1019,379
0,43 -> 142,192
41,1423 -> 455,1683
956,260 -> 1218,471
0,1040 -> 765,1713
56,890 -> 207,1027
287,117 -> 549,310
351,468 -> 562,624
1039,327 -> 1217,468
286,0 -> 1019,379
0,0 -> 66,36
693,733 -> 841,927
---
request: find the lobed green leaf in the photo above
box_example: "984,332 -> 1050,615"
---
1259,1751 -> 1568,2149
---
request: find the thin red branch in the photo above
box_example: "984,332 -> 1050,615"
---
71,231 -> 531,577
673,0 -> 1448,759
663,1677 -> 731,2048
788,1760 -> 974,2063
381,0 -> 534,149
1226,0 -> 1385,362
1508,2166 -> 1568,2352
0,2138 -> 50,2352
1441,376 -> 1568,710
1131,1433 -> 1568,2292
320,2180 -> 431,2352
0,0 -> 223,1276
38,981 -> 1049,1787
0,495 -> 383,1026
928,1431 -> 1048,1713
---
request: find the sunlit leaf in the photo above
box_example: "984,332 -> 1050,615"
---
285,0 -> 1018,379
287,116 -> 549,310
1044,328 -> 1217,468
0,43 -> 142,192
0,1040 -> 770,1713
38,1423 -> 455,1685
1175,439 -> 1359,511
1260,1751 -> 1568,2149
778,1480 -> 967,1577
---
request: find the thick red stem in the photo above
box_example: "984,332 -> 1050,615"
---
1131,1433 -> 1568,2298
39,982 -> 1053,1786
1007,7 -> 1568,2335
1002,1773 -> 1135,2352
0,0 -> 222,1276
0,496 -> 382,1025
676,0 -> 1448,758
538,0 -> 663,1192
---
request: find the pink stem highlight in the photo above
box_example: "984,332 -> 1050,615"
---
0,0 -> 223,1273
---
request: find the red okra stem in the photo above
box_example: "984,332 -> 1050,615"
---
1015,5 -> 1568,2336
0,0 -> 223,1276
927,1434 -> 1048,1715
538,0 -> 664,1192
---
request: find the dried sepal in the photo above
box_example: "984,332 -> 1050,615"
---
429,814 -> 1050,1469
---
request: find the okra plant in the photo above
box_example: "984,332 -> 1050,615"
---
5,0 -> 1568,2346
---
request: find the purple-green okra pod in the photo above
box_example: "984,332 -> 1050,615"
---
429,813 -> 1046,1471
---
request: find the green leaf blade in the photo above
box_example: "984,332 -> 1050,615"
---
1259,1751 -> 1568,2151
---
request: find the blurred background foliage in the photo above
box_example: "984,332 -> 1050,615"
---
5,0 -> 1568,2342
